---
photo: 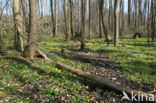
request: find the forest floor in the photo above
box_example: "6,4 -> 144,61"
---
0,37 -> 156,103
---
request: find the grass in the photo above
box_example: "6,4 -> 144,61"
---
39,37 -> 156,84
86,38 -> 156,84
0,36 -> 156,102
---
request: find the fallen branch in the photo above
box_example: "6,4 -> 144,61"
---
2,55 -> 156,102
55,62 -> 156,102
36,50 -> 51,61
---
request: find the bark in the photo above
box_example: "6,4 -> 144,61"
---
37,0 -> 40,17
50,0 -> 57,37
119,0 -> 124,36
54,0 -> 57,37
69,0 -> 74,39
114,0 -> 119,46
50,0 -> 54,36
99,9 -> 102,38
41,0 -> 43,19
6,1 -> 8,25
80,0 -> 86,50
144,0 -> 147,31
24,0 -> 37,59
88,0 -> 91,39
147,0 -> 150,43
134,0 -> 138,32
138,0 -> 142,30
21,0 -> 29,33
13,0 -> 24,52
77,0 -> 80,33
63,0 -> 69,41
128,0 -> 131,28
99,0 -> 109,41
109,0 -> 112,33
151,0 -> 155,41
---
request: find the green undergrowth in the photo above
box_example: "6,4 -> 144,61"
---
86,38 -> 156,84
39,37 -> 156,84
0,36 -> 156,102
0,58 -> 102,102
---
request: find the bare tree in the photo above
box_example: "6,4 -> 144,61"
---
88,0 -> 91,39
151,0 -> 155,41
147,0 -> 150,43
13,0 -> 24,51
54,0 -> 57,37
63,0 -> 69,41
80,0 -> 86,50
50,0 -> 57,37
24,0 -> 37,59
114,0 -> 119,46
69,0 -> 74,39
128,0 -> 131,28
99,0 -> 109,41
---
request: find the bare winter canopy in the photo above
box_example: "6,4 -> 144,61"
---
0,0 -> 155,55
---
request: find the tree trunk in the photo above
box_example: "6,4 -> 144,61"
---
134,0 -> 138,32
63,0 -> 69,41
99,9 -> 102,38
54,0 -> 57,37
50,0 -> 54,36
80,0 -> 86,51
99,0 -> 109,41
78,0 -> 80,33
128,0 -> 131,28
138,0 -> 142,31
119,0 -> 124,36
88,0 -> 91,39
69,0 -> 74,39
109,0 -> 112,33
13,0 -> 24,52
151,0 -> 155,41
24,0 -> 37,59
114,0 -> 119,46
21,0 -> 29,33
40,0 -> 43,19
147,0 -> 150,43
144,0 -> 147,31
50,0 -> 57,37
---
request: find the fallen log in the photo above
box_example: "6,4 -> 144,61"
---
56,62 -> 156,102
2,55 -> 156,102
36,50 -> 51,61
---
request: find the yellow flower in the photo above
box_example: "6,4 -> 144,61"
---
39,76 -> 43,79
5,99 -> 9,102
0,91 -> 2,94
90,98 -> 93,101
26,97 -> 30,100
0,88 -> 4,90
14,83 -> 20,87
25,80 -> 28,83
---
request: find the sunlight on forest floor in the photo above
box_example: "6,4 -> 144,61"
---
0,37 -> 156,102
